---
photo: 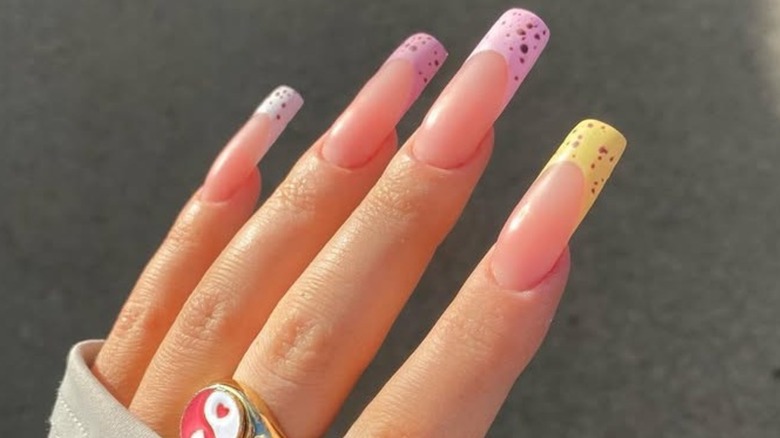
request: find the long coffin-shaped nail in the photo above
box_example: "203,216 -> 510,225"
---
468,8 -> 549,109
200,86 -> 303,202
321,33 -> 447,168
387,33 -> 449,109
491,120 -> 627,291
412,9 -> 549,169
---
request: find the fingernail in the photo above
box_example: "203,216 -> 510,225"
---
491,120 -> 627,291
386,33 -> 449,109
200,86 -> 303,202
254,85 -> 305,151
321,33 -> 447,169
468,8 -> 549,109
412,9 -> 548,169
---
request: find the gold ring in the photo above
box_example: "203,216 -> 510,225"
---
180,380 -> 286,438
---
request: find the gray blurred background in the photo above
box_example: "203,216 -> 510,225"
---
2,0 -> 780,436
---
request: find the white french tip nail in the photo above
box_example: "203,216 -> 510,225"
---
255,85 -> 304,146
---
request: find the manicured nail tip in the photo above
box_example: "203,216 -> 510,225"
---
200,86 -> 303,203
386,32 -> 448,104
543,119 -> 627,222
489,119 -> 626,291
255,85 -> 304,145
255,85 -> 304,117
468,8 -> 549,103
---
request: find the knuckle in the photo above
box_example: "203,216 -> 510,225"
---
163,207 -> 202,252
262,307 -> 335,387
175,281 -> 240,347
110,295 -> 165,341
268,164 -> 321,215
437,309 -> 508,368
368,182 -> 422,224
358,159 -> 462,238
364,168 -> 441,230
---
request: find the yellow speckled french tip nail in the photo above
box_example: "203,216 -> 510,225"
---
491,119 -> 626,290
541,119 -> 627,225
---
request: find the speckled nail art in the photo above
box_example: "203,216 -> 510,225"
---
385,33 -> 448,107
542,119 -> 627,224
468,9 -> 549,105
200,85 -> 303,202
255,85 -> 304,147
490,119 -> 626,291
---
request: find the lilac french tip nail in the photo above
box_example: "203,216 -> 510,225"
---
255,85 -> 304,148
467,9 -> 549,106
385,32 -> 448,108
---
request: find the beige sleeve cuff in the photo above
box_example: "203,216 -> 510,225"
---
48,340 -> 161,438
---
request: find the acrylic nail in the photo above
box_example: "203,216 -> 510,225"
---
200,86 -> 303,202
491,120 -> 627,291
386,33 -> 449,109
321,33 -> 447,169
468,8 -> 549,109
253,85 -> 305,151
412,9 -> 549,169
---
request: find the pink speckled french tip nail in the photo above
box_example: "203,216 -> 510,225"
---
385,32 -> 448,110
253,85 -> 304,152
321,33 -> 447,168
467,8 -> 549,109
411,9 -> 548,169
200,86 -> 303,202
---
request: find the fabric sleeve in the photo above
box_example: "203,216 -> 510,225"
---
48,340 -> 161,438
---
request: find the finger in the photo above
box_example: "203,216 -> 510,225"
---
91,85 -> 302,405
235,9 -> 550,437
130,34 -> 448,435
350,120 -> 627,437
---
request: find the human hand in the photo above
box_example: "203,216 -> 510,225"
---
90,9 -> 625,437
